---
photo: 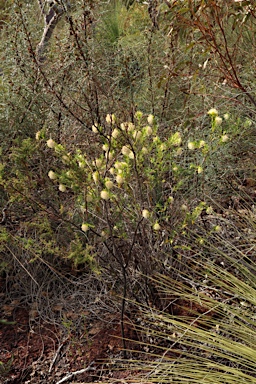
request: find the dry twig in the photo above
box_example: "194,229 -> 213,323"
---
55,361 -> 95,384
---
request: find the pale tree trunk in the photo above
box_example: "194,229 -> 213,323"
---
36,1 -> 69,63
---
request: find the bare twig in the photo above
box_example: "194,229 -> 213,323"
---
0,203 -> 9,224
5,245 -> 39,286
37,0 -> 45,14
55,361 -> 95,384
49,337 -> 69,373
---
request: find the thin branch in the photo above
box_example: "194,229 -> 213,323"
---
49,337 -> 69,373
5,245 -> 39,286
37,0 -> 45,14
56,362 -> 95,384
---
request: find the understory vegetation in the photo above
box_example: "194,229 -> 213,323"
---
0,0 -> 256,382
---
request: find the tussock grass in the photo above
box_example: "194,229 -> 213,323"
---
108,207 -> 256,383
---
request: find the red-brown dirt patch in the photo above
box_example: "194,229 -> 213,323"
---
0,304 -> 140,383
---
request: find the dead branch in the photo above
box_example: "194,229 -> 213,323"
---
48,337 -> 69,373
55,361 -> 95,384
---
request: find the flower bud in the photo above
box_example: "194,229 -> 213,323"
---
206,206 -> 214,214
221,134 -> 228,142
127,122 -> 135,132
153,222 -> 160,231
106,151 -> 114,160
78,161 -> 85,168
144,126 -> 152,136
95,158 -> 102,167
48,170 -> 57,180
121,146 -> 131,156
169,196 -> 174,204
171,132 -> 182,146
114,162 -> 122,170
215,116 -> 222,126
105,179 -> 114,189
197,166 -> 203,174
35,131 -> 41,140
112,128 -> 119,138
62,155 -> 70,163
142,209 -> 150,219
93,171 -> 99,183
188,142 -> 195,150
207,108 -> 218,116
81,223 -> 89,232
59,184 -> 66,192
106,114 -> 116,124
106,114 -> 112,124
116,174 -> 124,184
133,130 -> 142,140
129,151 -> 135,159
46,139 -> 56,149
100,190 -> 110,200
147,114 -> 154,125
135,111 -> 143,119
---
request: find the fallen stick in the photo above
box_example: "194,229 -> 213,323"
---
56,361 -> 95,384
49,337 -> 69,373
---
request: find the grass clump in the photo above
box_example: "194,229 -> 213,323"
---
115,207 -> 256,383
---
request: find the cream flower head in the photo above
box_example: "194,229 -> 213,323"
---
147,114 -> 154,125
100,190 -> 110,200
207,108 -> 218,116
46,138 -> 56,149
142,209 -> 150,219
81,223 -> 89,232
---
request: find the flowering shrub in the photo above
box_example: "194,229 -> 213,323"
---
43,113 -> 178,237
42,109 -> 231,270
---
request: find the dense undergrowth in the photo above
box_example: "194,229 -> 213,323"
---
0,0 -> 256,382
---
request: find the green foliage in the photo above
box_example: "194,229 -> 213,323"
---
39,109 -> 240,285
0,3 -> 256,373
67,236 -> 99,273
100,1 -> 125,45
0,102 -> 239,322
0,355 -> 13,379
